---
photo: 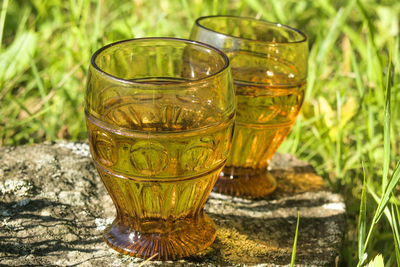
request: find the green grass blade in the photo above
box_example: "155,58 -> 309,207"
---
376,160 -> 400,222
390,203 -> 400,266
222,0 -> 228,15
244,0 -> 275,21
316,0 -> 356,64
8,94 -> 56,141
212,0 -> 218,14
371,52 -> 396,223
304,35 -> 320,99
349,43 -> 365,98
364,160 -> 400,254
394,198 -> 400,247
3,101 -> 54,132
357,0 -> 383,91
290,212 -> 300,267
361,51 -> 397,263
180,0 -> 193,22
358,164 -> 367,264
270,1 -> 287,24
30,61 -> 49,110
0,0 -> 9,50
367,185 -> 392,226
0,31 -> 37,86
91,0 -> 102,50
382,53 -> 392,191
367,185 -> 394,267
335,91 -> 342,182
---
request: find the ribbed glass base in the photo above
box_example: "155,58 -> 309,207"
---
103,213 -> 216,260
214,166 -> 277,199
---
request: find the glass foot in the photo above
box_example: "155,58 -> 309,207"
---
103,213 -> 216,260
214,167 -> 277,199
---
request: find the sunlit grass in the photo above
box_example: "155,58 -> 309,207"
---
290,212 -> 300,267
1,0 -> 399,265
357,58 -> 400,266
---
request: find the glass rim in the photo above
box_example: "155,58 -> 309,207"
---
194,15 -> 308,45
90,37 -> 230,87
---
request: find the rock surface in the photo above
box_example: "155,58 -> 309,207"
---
0,142 -> 345,266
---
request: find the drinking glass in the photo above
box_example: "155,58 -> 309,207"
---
190,16 -> 308,198
85,38 -> 235,260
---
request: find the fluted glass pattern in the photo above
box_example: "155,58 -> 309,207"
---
190,16 -> 308,198
85,38 -> 235,260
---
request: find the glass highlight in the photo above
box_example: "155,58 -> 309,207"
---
190,16 -> 308,198
85,38 -> 235,260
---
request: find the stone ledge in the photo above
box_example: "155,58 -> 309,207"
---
0,142 -> 345,266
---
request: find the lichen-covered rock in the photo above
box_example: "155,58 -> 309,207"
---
0,142 -> 345,266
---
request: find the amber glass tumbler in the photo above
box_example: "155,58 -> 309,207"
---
190,16 -> 308,199
85,38 -> 235,260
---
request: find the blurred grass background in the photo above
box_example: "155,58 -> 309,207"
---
1,0 -> 399,265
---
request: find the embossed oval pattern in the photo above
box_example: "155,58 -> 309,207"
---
182,136 -> 215,172
130,141 -> 168,176
91,130 -> 118,167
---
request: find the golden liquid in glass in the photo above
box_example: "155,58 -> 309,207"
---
86,91 -> 234,260
215,66 -> 305,198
